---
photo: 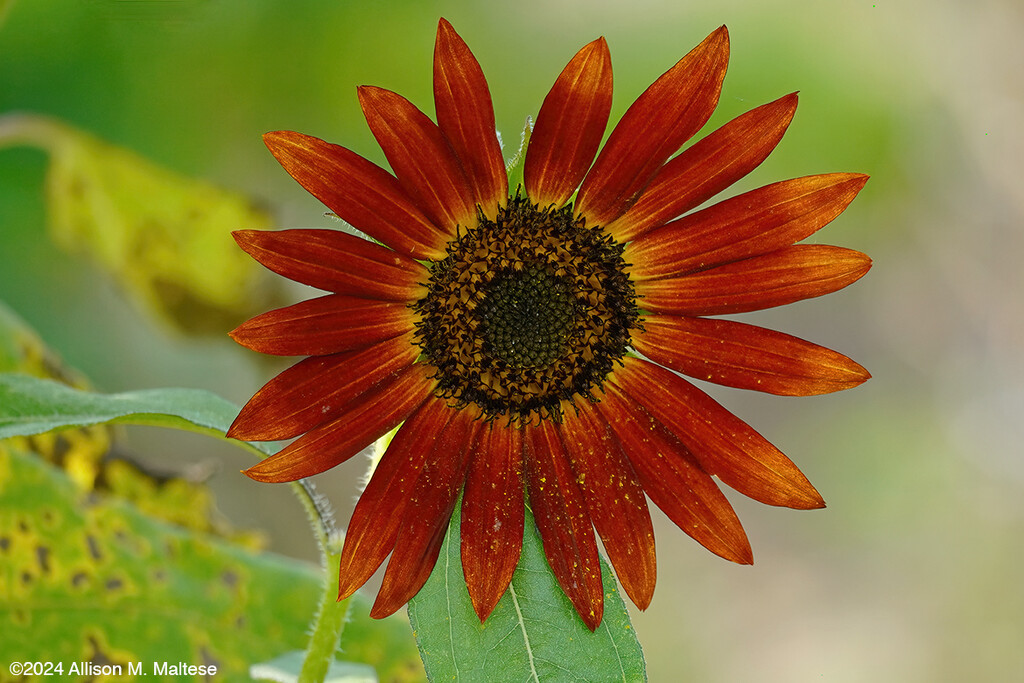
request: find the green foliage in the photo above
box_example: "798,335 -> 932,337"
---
0,301 -> 262,545
0,446 -> 320,680
0,301 -> 113,491
0,373 -> 424,682
408,500 -> 646,683
0,114 -> 273,335
0,372 -> 248,444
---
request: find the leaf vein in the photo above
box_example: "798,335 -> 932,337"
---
442,528 -> 461,680
508,581 -> 539,683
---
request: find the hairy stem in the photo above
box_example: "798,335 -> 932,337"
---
297,545 -> 351,683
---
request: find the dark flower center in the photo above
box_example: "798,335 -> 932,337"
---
479,265 -> 576,369
413,195 -> 640,423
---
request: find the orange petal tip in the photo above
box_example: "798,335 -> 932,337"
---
241,461 -> 290,484
800,492 -> 827,510
225,419 -> 258,442
262,130 -> 292,150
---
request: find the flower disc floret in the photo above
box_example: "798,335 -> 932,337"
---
413,195 -> 640,423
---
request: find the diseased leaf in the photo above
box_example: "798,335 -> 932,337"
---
407,499 -> 646,682
0,113 -> 274,334
0,447 -> 420,682
0,372 -> 423,682
0,446 -> 317,679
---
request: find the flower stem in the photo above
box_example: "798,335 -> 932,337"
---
283,475 -> 349,683
240,439 -> 348,682
297,545 -> 352,683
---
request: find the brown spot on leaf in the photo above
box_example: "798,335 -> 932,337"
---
85,635 -> 125,682
85,534 -> 102,560
199,647 -> 220,682
51,435 -> 71,460
36,545 -> 51,574
221,569 -> 239,588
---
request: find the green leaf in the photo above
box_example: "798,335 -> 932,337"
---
0,113 -> 273,334
0,372 -> 253,445
407,500 -> 646,682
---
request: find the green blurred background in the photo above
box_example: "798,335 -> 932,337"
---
1,0 -> 1021,680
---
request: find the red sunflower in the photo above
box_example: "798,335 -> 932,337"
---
228,18 -> 870,631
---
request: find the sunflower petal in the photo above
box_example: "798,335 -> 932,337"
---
371,406 -> 483,618
575,26 -> 729,226
633,315 -> 871,396
560,403 -> 656,610
596,391 -> 752,564
262,131 -> 447,260
461,419 -> 525,622
525,420 -> 604,631
227,333 -> 419,441
242,363 -> 435,483
337,397 -> 453,601
606,93 -> 798,242
434,18 -> 508,217
635,244 -> 872,315
229,294 -> 415,356
523,37 -> 612,208
611,356 -> 825,509
626,173 -> 869,281
232,229 -> 427,301
358,85 -> 477,233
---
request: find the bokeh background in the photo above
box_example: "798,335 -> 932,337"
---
2,0 -> 1022,680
